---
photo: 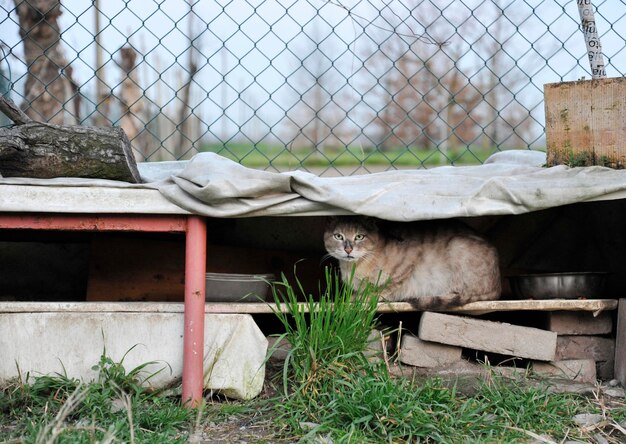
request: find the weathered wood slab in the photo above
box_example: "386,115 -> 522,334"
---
0,96 -> 141,182
545,78 -> 626,168
614,299 -> 626,385
0,299 -> 618,314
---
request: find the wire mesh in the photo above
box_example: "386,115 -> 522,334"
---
1,0 -> 624,176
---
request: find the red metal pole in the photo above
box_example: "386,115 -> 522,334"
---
182,215 -> 207,407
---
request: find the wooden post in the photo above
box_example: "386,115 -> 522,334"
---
615,299 -> 626,385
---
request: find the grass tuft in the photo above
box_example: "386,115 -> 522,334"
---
0,349 -> 193,443
270,267 -> 380,396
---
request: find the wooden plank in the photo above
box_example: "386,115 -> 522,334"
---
445,299 -> 618,315
86,235 -> 186,302
0,299 -> 618,315
545,78 -> 626,168
614,299 -> 626,386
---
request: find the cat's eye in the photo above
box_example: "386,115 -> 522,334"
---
333,233 -> 344,241
354,234 -> 365,241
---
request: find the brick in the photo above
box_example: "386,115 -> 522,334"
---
399,333 -> 462,368
533,359 -> 597,383
418,312 -> 557,361
555,336 -> 615,361
546,311 -> 613,335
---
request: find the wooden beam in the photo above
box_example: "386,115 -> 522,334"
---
615,299 -> 626,386
0,299 -> 618,315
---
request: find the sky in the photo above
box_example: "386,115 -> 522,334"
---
1,0 -> 626,149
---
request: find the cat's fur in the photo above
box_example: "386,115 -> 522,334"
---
323,217 -> 501,309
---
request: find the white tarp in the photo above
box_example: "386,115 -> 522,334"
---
154,151 -> 626,220
3,150 -> 626,219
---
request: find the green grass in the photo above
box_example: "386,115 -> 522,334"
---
0,349 -> 194,443
270,267 -> 380,395
200,142 -> 509,169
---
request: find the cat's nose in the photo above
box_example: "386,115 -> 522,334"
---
344,246 -> 353,254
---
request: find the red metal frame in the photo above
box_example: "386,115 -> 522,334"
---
0,214 -> 188,232
0,212 -> 207,407
182,216 -> 207,406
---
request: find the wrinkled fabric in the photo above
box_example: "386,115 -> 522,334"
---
3,150 -> 626,220
155,151 -> 626,220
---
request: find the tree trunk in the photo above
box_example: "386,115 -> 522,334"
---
13,0 -> 77,124
0,97 -> 141,182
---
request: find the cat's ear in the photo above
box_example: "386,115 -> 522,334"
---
360,216 -> 379,231
325,216 -> 339,229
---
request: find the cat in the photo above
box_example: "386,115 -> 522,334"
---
323,217 -> 501,310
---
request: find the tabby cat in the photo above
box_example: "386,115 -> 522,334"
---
323,217 -> 501,309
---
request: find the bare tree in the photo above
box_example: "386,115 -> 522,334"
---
13,0 -> 77,124
117,46 -> 152,161
362,0 -> 538,157
174,0 -> 200,159
92,0 -> 111,127
477,0 -> 544,149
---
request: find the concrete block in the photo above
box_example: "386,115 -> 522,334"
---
418,312 -> 557,361
0,311 -> 267,400
399,333 -> 462,368
533,359 -> 597,383
546,311 -> 613,335
555,336 -> 615,361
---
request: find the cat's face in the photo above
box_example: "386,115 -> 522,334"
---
323,219 -> 379,262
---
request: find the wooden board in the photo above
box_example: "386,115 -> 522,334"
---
86,236 -> 325,302
614,299 -> 626,385
0,299 -> 618,314
545,77 -> 626,168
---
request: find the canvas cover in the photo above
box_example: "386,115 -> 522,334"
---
3,150 -> 626,219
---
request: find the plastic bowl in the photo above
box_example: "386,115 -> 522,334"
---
205,272 -> 275,302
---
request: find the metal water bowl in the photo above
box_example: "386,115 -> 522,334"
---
508,272 -> 608,300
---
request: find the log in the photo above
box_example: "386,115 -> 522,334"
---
0,96 -> 141,183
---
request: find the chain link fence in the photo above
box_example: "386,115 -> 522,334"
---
1,0 -> 625,175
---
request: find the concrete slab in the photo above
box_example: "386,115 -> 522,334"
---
0,312 -> 267,400
399,333 -> 462,368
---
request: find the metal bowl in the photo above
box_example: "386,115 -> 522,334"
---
508,272 -> 608,300
205,272 -> 275,302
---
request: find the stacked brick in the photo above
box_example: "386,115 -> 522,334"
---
398,311 -> 614,384
540,311 -> 614,381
